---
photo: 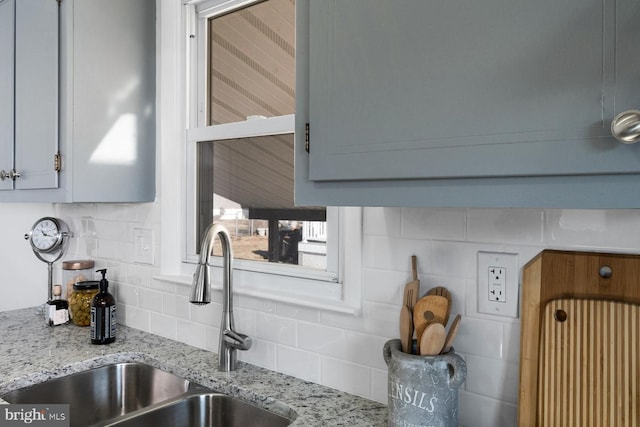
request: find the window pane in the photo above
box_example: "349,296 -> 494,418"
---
208,0 -> 295,125
197,135 -> 326,270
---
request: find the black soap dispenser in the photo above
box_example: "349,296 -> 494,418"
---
91,269 -> 116,344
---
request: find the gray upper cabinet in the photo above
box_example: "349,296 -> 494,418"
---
295,0 -> 640,208
14,0 -> 59,191
0,0 -> 14,192
0,0 -> 155,202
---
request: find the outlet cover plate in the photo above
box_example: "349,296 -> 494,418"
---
477,251 -> 519,318
134,228 -> 154,265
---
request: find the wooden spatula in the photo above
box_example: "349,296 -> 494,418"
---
413,294 -> 449,345
399,305 -> 413,353
441,314 -> 461,354
427,286 -> 452,326
402,256 -> 420,310
419,322 -> 446,356
399,256 -> 420,354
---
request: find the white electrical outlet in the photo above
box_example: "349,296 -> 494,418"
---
489,266 -> 506,302
478,251 -> 519,318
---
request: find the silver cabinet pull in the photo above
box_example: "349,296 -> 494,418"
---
611,110 -> 640,144
0,169 -> 21,181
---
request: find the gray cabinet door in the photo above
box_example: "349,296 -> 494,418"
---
299,0 -> 640,203
14,0 -> 58,190
0,0 -> 14,191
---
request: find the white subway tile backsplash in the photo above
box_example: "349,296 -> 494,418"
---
363,207 -> 402,237
275,302 -> 320,323
234,307 -> 257,337
239,338 -> 276,370
117,284 -> 139,306
370,368 -> 389,404
116,241 -> 134,262
467,208 -> 544,244
454,317 -> 503,359
544,209 -> 640,249
277,346 -> 321,383
464,355 -> 519,404
502,322 -> 521,362
401,207 -> 467,241
149,312 -> 178,340
321,357 -> 371,398
189,301 -> 221,326
458,390 -> 518,427
363,235 -> 432,274
255,312 -> 297,346
137,288 -> 163,313
97,239 -> 117,260
126,264 -> 153,288
56,202 -> 640,425
162,293 -> 189,319
298,322 -> 346,359
361,301 -> 401,338
362,268 -> 408,306
344,332 -> 389,370
124,306 -> 150,332
176,319 -> 208,349
319,310 -> 369,334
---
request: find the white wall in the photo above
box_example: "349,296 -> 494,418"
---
8,203 -> 632,427
0,203 -> 55,311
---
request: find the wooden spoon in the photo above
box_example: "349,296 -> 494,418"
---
427,286 -> 452,326
419,322 -> 446,356
399,305 -> 413,353
441,314 -> 461,354
413,295 -> 449,344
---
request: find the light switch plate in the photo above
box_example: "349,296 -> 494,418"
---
477,251 -> 519,318
134,228 -> 154,265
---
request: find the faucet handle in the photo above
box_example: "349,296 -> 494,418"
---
223,329 -> 252,351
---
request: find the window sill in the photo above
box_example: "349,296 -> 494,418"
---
153,273 -> 362,316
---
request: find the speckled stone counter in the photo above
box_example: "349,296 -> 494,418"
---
0,308 -> 387,426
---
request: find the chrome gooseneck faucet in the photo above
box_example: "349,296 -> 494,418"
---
190,223 -> 252,371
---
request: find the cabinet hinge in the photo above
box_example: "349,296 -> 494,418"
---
54,152 -> 61,173
305,123 -> 310,153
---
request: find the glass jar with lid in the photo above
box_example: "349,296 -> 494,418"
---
68,281 -> 99,326
62,260 -> 95,299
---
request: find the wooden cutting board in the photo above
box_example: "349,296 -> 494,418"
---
538,298 -> 639,427
519,250 -> 640,427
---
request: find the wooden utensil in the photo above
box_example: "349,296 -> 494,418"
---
441,314 -> 461,354
419,322 -> 446,356
413,294 -> 449,344
399,305 -> 413,353
427,286 -> 451,326
403,256 -> 420,310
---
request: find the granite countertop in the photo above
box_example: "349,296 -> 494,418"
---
0,308 -> 387,426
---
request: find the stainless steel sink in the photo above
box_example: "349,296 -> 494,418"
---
1,362 -> 204,427
1,362 -> 294,427
106,392 -> 292,427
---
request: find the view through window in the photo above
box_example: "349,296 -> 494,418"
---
197,0 -> 327,270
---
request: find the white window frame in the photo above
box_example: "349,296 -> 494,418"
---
168,0 -> 362,314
